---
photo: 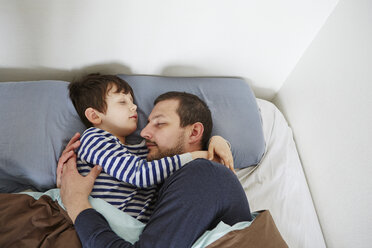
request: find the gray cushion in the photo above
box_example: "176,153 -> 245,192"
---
119,74 -> 265,169
0,81 -> 86,193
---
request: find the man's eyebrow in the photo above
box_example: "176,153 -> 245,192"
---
148,114 -> 165,122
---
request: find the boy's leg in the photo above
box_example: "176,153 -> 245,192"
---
137,159 -> 252,248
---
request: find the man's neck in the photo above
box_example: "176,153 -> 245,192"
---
184,143 -> 203,153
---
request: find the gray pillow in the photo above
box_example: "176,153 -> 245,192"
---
0,81 -> 86,193
0,76 -> 264,193
119,74 -> 265,169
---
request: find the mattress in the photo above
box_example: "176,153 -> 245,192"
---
236,99 -> 326,248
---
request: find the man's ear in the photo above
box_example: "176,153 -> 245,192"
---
187,122 -> 204,146
85,107 -> 102,125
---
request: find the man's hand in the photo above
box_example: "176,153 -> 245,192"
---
208,136 -> 235,172
60,154 -> 102,223
57,133 -> 81,188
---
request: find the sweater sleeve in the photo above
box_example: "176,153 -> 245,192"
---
78,128 -> 193,188
123,140 -> 148,158
75,208 -> 135,248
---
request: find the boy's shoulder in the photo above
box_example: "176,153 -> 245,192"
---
82,127 -> 108,136
81,127 -> 118,143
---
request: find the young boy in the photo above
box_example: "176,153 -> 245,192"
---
68,74 -> 227,223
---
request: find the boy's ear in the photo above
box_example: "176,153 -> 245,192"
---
187,122 -> 204,146
85,107 -> 102,125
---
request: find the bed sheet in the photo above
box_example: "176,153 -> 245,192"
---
236,99 -> 326,248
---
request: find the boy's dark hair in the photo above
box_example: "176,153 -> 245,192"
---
154,91 -> 213,150
69,73 -> 134,128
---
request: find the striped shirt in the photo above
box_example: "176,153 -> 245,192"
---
77,127 -> 193,223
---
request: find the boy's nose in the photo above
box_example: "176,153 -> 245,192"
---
131,104 -> 137,111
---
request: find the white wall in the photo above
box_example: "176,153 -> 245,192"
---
274,0 -> 372,247
0,0 -> 338,99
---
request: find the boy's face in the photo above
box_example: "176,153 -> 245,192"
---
99,85 -> 138,139
140,99 -> 189,161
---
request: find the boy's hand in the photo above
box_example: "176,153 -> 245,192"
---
190,151 -> 209,160
57,132 -> 81,188
208,136 -> 235,172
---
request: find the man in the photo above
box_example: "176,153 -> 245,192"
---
59,92 -> 252,247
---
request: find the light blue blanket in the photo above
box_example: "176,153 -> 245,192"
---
21,189 -> 255,247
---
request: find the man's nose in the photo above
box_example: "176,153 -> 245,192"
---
140,125 -> 151,139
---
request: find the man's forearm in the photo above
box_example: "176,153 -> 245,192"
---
75,209 -> 134,248
68,200 -> 93,224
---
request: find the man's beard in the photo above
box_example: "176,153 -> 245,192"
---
147,131 -> 186,161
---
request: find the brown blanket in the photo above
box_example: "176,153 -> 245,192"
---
0,193 -> 287,247
0,193 -> 81,248
206,210 -> 288,248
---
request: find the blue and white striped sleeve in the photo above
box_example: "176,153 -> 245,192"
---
78,128 -> 193,188
124,140 -> 148,159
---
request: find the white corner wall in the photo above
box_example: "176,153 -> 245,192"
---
0,0 -> 338,100
274,0 -> 372,247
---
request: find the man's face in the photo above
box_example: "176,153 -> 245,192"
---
140,99 -> 188,161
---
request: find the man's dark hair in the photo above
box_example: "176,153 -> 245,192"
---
69,73 -> 134,128
154,91 -> 213,149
